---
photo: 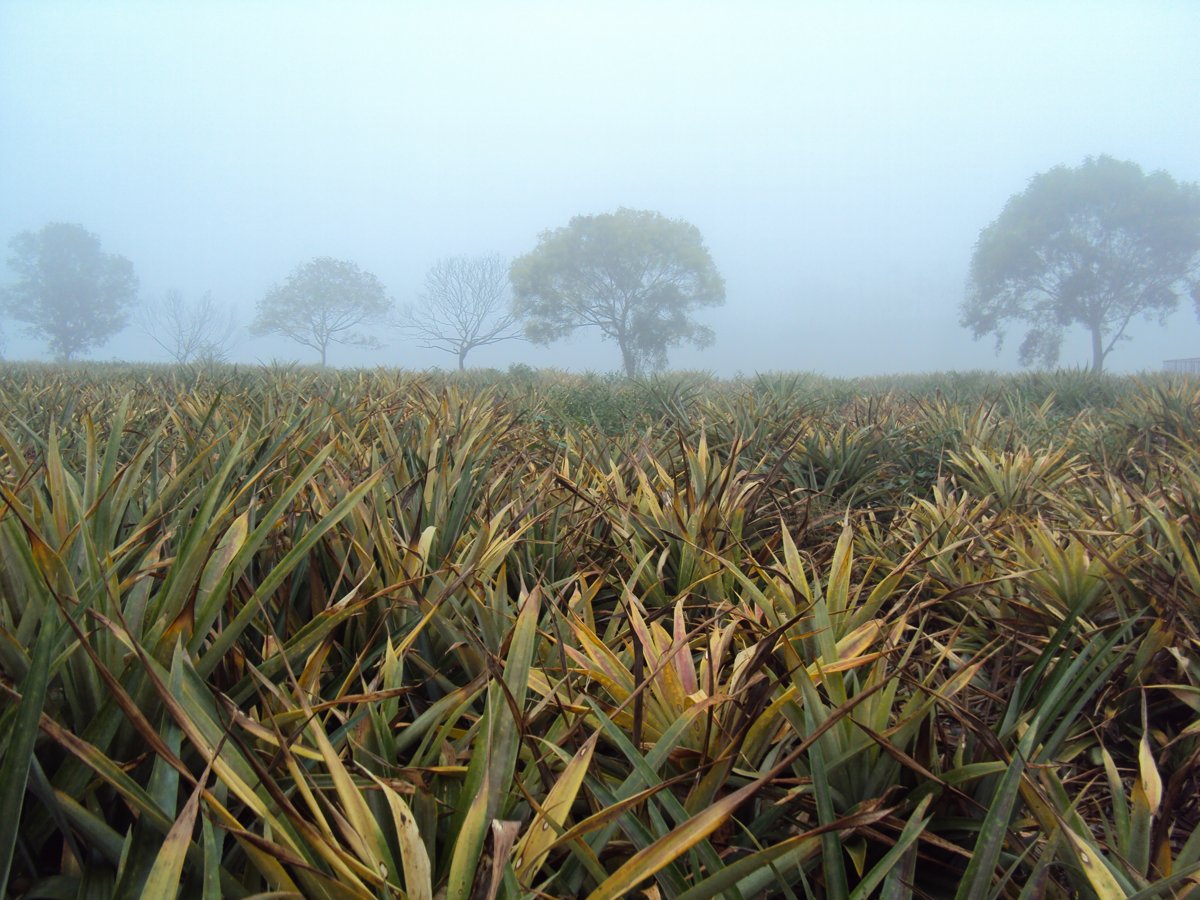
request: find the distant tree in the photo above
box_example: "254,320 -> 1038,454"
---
141,288 -> 240,364
399,254 -> 521,370
961,156 -> 1200,373
1,222 -> 139,361
510,208 -> 725,376
251,257 -> 391,366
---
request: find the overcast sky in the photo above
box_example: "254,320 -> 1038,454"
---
2,1 -> 1198,375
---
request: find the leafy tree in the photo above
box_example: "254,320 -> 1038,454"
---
510,208 -> 725,376
962,156 -> 1200,373
141,288 -> 240,365
1,222 -> 138,361
251,257 -> 391,366
399,254 -> 521,370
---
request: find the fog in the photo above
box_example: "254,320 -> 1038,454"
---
2,1 -> 1198,375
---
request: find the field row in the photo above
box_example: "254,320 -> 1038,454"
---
1,367 -> 1198,897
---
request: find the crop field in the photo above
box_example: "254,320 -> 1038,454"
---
1,364 -> 1198,898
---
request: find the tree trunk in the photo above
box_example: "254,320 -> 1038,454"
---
618,337 -> 637,378
319,342 -> 328,367
1090,325 -> 1105,374
457,347 -> 467,371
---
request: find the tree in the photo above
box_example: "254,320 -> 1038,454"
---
251,257 -> 391,366
961,156 -> 1200,373
510,208 -> 725,376
399,254 -> 521,370
141,289 -> 240,365
1,222 -> 139,361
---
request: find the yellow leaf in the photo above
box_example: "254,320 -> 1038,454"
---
515,734 -> 597,884
1060,826 -> 1128,900
1138,730 -> 1162,815
141,773 -> 203,897
367,773 -> 433,900
586,776 -> 763,900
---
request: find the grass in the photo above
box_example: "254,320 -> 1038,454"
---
0,363 -> 1198,898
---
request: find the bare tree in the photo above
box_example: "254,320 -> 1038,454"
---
142,289 -> 240,364
400,254 -> 522,370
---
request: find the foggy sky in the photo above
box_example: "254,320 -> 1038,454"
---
2,1 -> 1198,375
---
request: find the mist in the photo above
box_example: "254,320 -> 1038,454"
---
2,0 -> 1198,375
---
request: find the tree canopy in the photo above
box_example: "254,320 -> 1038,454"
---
961,155 -> 1200,373
1,222 -> 139,361
251,257 -> 391,366
510,208 -> 725,376
400,254 -> 521,370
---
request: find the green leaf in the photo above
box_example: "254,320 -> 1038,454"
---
0,615 -> 56,895
954,750 -> 1025,900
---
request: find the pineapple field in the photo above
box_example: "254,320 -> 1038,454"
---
1,364 -> 1198,899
